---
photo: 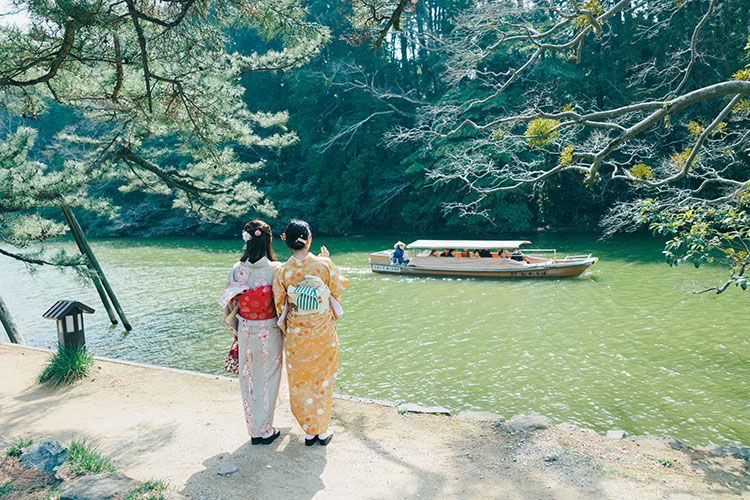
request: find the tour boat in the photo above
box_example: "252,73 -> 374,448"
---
369,239 -> 598,278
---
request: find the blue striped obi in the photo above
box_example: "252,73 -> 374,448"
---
287,275 -> 331,315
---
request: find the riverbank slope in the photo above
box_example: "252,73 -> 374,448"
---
1,343 -> 748,499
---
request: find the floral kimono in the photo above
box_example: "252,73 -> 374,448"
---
273,254 -> 348,435
219,257 -> 283,438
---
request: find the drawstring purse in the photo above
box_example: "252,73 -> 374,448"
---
221,301 -> 240,375
223,335 -> 239,374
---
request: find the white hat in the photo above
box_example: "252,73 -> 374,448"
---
394,241 -> 406,248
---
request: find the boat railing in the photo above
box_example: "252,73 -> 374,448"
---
563,253 -> 592,261
523,248 -> 557,261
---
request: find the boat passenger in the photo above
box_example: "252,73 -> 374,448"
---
472,250 -> 480,258
479,249 -> 492,258
392,241 -> 410,265
460,249 -> 470,258
511,248 -> 525,262
429,248 -> 438,257
500,249 -> 512,258
440,248 -> 454,257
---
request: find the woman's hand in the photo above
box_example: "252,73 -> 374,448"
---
319,246 -> 330,258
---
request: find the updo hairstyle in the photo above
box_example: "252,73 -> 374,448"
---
240,219 -> 276,263
282,220 -> 312,251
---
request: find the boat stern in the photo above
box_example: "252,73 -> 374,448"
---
369,250 -> 405,274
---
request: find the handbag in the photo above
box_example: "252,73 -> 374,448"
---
222,334 -> 239,374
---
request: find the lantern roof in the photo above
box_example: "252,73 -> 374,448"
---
42,300 -> 95,320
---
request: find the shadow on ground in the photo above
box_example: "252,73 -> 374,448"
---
182,428 -> 326,500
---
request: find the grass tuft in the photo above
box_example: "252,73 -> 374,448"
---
5,437 -> 33,457
68,439 -> 116,476
657,458 -> 674,468
123,480 -> 171,500
39,345 -> 94,387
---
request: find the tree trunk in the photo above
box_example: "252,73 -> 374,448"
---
61,204 -> 132,331
0,293 -> 24,344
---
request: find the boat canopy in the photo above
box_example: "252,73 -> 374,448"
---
406,239 -> 532,250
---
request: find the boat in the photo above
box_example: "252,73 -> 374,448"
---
369,239 -> 598,278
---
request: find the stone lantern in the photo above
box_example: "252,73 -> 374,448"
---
42,300 -> 95,348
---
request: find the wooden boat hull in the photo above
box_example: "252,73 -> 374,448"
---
369,254 -> 597,279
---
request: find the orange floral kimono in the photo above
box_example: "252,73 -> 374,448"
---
273,254 -> 348,435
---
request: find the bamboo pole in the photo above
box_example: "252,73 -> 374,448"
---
60,207 -> 119,326
61,204 -> 132,331
0,293 -> 25,344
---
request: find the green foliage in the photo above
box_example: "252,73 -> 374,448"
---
39,345 -> 94,387
3,0 -> 749,242
524,119 -> 560,148
629,164 -> 654,180
0,482 -> 15,497
573,0 -> 604,31
669,148 -> 693,171
68,439 -> 117,476
560,145 -> 574,167
0,0 -> 328,265
641,200 -> 750,293
657,458 -> 674,468
5,437 -> 33,457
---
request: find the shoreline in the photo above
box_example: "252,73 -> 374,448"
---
2,342 -> 746,452
2,343 -> 749,499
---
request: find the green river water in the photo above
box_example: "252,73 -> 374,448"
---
2,234 -> 748,446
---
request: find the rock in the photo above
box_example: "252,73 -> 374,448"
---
508,415 -> 550,432
456,411 -> 505,423
667,437 -> 690,450
217,465 -> 238,476
607,430 -> 627,439
55,461 -> 75,481
555,422 -> 580,432
58,473 -> 138,500
699,444 -> 750,460
397,403 -> 450,416
20,440 -> 69,474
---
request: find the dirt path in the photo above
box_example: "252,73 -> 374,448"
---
1,343 -> 748,500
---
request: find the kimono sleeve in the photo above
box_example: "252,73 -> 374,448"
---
325,260 -> 349,303
272,265 -> 287,317
218,263 -> 248,309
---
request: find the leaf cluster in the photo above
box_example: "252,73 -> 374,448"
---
641,199 -> 750,292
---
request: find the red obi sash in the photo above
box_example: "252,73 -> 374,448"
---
236,286 -> 275,320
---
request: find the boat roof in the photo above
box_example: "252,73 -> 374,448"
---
406,239 -> 532,249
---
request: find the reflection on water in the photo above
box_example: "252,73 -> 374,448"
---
2,233 -> 748,446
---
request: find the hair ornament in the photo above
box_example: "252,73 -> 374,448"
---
295,236 -> 307,245
254,229 -> 262,237
242,231 -> 252,241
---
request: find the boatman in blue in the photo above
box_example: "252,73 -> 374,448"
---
392,241 -> 410,265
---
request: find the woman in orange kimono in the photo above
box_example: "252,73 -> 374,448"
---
273,220 -> 348,446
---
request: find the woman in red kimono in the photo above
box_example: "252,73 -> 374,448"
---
219,220 -> 283,445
